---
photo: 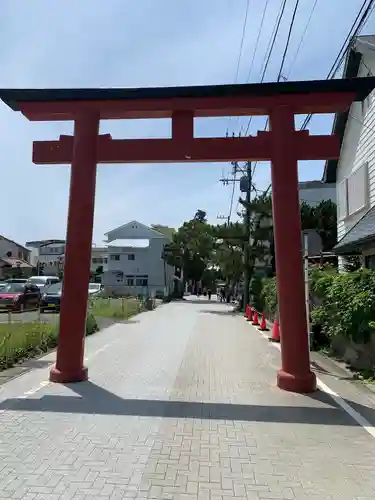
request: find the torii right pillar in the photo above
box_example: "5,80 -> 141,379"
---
270,105 -> 316,393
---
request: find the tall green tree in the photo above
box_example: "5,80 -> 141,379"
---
163,210 -> 214,283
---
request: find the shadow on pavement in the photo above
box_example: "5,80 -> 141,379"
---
0,358 -> 54,386
0,380 -> 373,426
182,298 -> 231,305
95,317 -> 139,330
200,309 -> 238,316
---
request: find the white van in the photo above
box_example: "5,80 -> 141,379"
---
27,276 -> 60,290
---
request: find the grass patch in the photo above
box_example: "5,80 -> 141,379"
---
0,313 -> 99,372
0,298 -> 144,373
0,322 -> 58,370
90,297 -> 144,320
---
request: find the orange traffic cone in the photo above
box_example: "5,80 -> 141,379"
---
244,304 -> 249,318
269,320 -> 280,342
252,310 -> 259,326
247,306 -> 253,321
258,312 -> 268,331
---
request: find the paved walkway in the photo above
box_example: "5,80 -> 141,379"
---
1,298 -> 375,499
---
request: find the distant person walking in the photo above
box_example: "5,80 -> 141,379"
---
207,288 -> 212,300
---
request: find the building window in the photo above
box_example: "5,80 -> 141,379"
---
104,258 -> 108,264
347,163 -> 368,216
136,278 -> 148,287
338,163 -> 368,220
128,254 -> 135,260
127,278 -> 134,286
115,272 -> 123,283
110,255 -> 120,261
338,179 -> 348,220
365,255 -> 375,269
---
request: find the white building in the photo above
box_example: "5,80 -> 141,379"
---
323,35 -> 375,266
90,247 -> 108,273
299,180 -> 336,207
0,235 -> 32,278
26,239 -> 65,275
101,220 -> 175,296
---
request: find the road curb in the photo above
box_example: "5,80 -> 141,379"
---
242,311 -> 375,395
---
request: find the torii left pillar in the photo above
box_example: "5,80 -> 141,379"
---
49,112 -> 99,383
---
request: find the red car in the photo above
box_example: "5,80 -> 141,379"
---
0,282 -> 41,312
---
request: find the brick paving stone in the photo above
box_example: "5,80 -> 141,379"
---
0,298 -> 374,499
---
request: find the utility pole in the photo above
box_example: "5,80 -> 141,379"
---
220,161 -> 253,310
242,162 -> 251,310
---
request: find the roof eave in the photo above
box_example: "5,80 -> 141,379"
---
322,48 -> 363,184
333,233 -> 375,255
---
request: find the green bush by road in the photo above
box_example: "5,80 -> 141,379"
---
260,267 -> 375,351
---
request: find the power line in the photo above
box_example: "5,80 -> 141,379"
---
300,0 -> 375,130
234,0 -> 251,84
248,0 -> 301,183
226,0 -> 252,136
259,0 -> 289,83
284,0 -> 319,78
277,0 -> 301,81
242,0 -> 289,136
230,0 -> 271,136
245,0 -> 271,83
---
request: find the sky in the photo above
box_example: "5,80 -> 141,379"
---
1,0 -> 374,245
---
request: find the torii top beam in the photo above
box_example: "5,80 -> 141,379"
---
0,77 -> 374,121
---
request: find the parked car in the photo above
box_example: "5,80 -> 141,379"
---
27,276 -> 60,290
40,281 -> 62,312
0,282 -> 41,312
88,283 -> 103,296
41,282 -> 103,312
0,282 -> 7,290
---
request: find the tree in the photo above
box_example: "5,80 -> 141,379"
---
193,209 -> 207,223
212,222 -> 246,285
239,196 -> 337,278
162,210 -> 215,285
238,192 -> 274,281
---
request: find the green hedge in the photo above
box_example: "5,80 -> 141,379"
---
311,268 -> 375,344
261,268 -> 375,347
261,277 -> 277,320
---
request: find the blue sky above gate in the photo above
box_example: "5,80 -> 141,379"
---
0,0 -> 374,244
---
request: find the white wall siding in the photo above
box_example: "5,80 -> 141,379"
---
336,53 -> 375,243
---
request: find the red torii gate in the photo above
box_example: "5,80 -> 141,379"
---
1,78 -> 374,393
